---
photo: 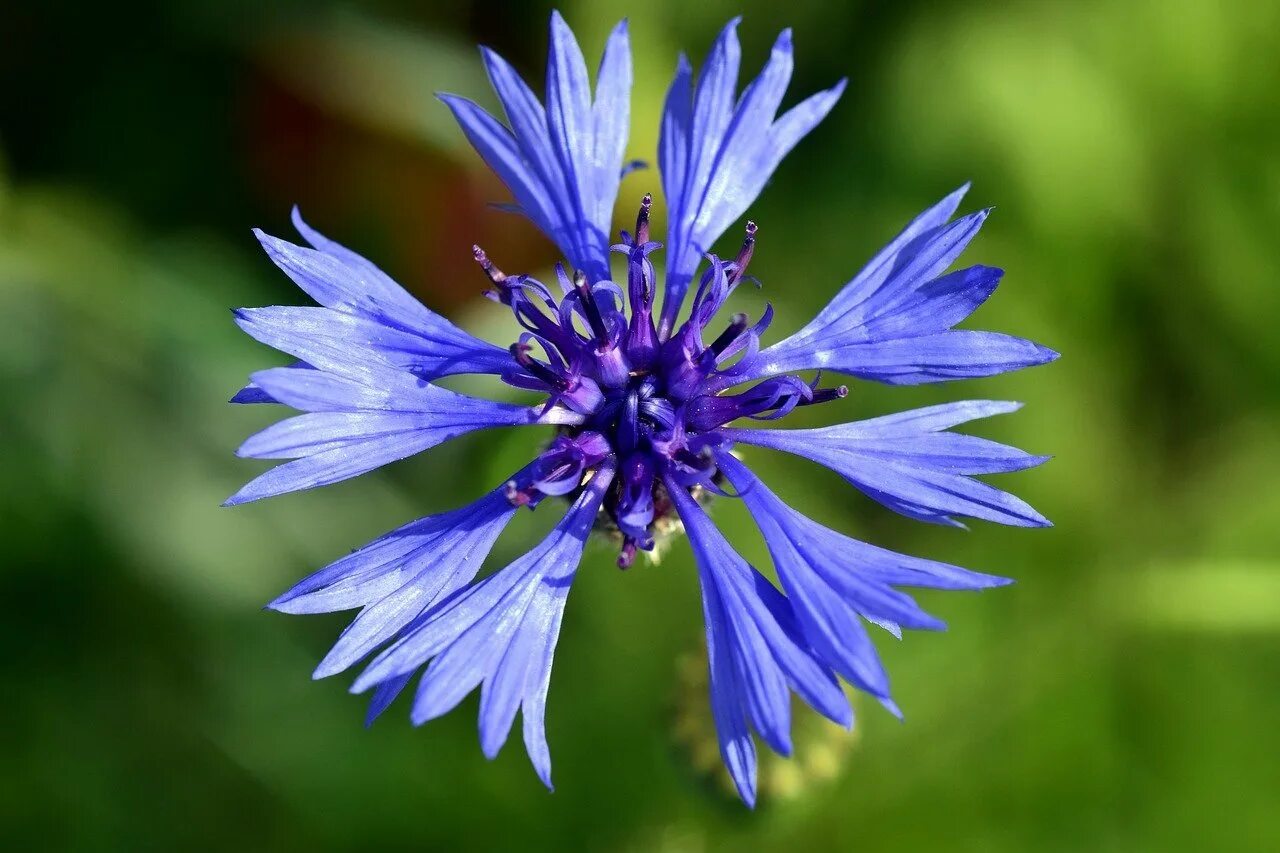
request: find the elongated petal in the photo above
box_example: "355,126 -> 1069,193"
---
227,431 -> 441,505
252,217 -> 509,381
481,47 -> 574,240
227,383 -> 556,504
544,11 -> 596,269
233,305 -> 514,390
857,264 -> 1005,342
737,192 -> 1057,385
234,308 -> 410,387
439,92 -> 563,230
688,29 -> 793,242
785,215 -> 994,349
365,673 -> 413,726
718,454 -> 1012,710
680,18 -> 743,244
724,401 -> 1051,527
807,184 -> 972,330
658,22 -> 844,335
698,542 -> 758,807
753,330 -> 1059,386
276,482 -> 523,680
590,20 -> 632,234
658,53 -> 693,228
806,210 -> 993,339
334,574 -> 502,681
271,489 -> 515,619
666,477 -> 851,806
765,79 -> 846,169
445,14 -> 630,281
257,222 -> 412,320
249,366 -> 402,413
237,411 -> 443,459
353,464 -> 615,789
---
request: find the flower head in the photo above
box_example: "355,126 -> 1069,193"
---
229,13 -> 1056,806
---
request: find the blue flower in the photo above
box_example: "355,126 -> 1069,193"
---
229,13 -> 1056,806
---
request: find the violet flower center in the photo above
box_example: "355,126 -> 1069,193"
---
486,195 -> 846,566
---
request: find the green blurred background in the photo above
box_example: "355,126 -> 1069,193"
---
3,0 -> 1279,850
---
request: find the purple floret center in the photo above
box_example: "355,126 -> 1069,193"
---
486,195 -> 845,566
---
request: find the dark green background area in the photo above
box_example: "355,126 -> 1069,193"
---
2,0 -> 1278,850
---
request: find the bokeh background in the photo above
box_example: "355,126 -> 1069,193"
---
3,0 -> 1279,850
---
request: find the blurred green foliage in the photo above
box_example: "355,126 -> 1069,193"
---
2,0 -> 1279,850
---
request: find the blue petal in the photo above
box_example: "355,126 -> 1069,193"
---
803,184 -> 972,328
544,11 -> 597,269
249,366 -> 408,413
228,431 -> 444,506
270,488 -> 516,621
252,216 -> 510,381
680,18 -> 743,247
480,46 -> 575,241
316,499 -> 517,678
658,21 -> 845,336
658,53 -> 693,233
717,454 -> 1013,711
751,331 -> 1059,386
227,378 -> 568,504
237,411 -> 449,459
591,20 -> 633,224
365,673 -> 412,726
737,191 -> 1058,385
666,477 -> 852,806
686,28 -> 791,245
439,92 -> 565,243
352,464 -> 615,789
790,208 -> 994,342
233,307 -> 409,387
232,305 -> 509,387
697,541 -> 759,807
856,264 -> 1005,341
725,401 -> 1052,527
229,381 -> 278,405
766,78 -> 846,168
445,14 -> 631,281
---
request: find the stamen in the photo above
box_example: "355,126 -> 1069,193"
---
728,221 -> 756,284
623,204 -> 659,367
708,312 -> 749,358
635,193 -> 652,245
504,433 -> 610,507
509,342 -> 567,391
573,270 -> 612,345
617,538 -> 638,569
800,385 -> 849,406
472,244 -> 506,285
503,480 -> 533,507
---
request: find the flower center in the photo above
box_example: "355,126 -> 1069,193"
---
482,196 -> 845,567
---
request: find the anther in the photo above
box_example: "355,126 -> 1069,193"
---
503,480 -> 532,507
708,312 -> 750,358
617,538 -> 639,569
472,245 -> 506,285
573,270 -> 611,345
729,221 -> 756,283
801,385 -> 849,406
635,193 -> 652,245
